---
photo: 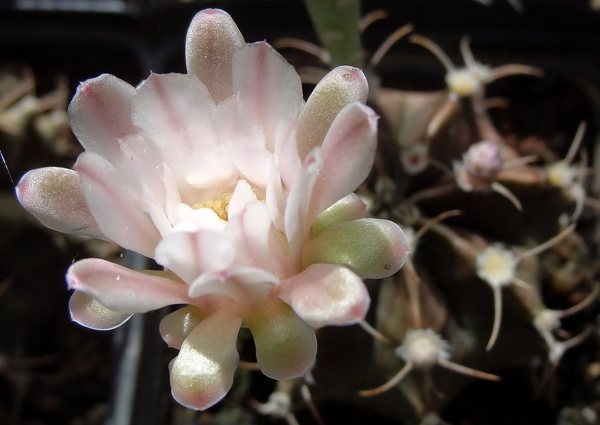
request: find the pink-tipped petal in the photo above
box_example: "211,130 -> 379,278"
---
75,152 -> 161,258
296,66 -> 368,160
246,298 -> 316,380
170,306 -> 243,410
155,229 -> 235,284
159,306 -> 209,349
284,148 -> 323,269
69,290 -> 132,330
310,193 -> 366,238
188,267 -> 279,305
308,103 -> 377,220
68,74 -> 137,163
278,264 -> 369,327
16,167 -> 103,238
66,258 -> 190,313
232,42 -> 304,150
302,218 -> 409,279
132,73 -> 214,142
186,9 -> 245,104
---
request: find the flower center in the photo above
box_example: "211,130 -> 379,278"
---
193,193 -> 232,221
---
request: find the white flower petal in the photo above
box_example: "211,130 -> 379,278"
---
284,148 -> 322,269
225,201 -> 274,271
133,73 -> 214,142
228,179 -> 257,219
171,205 -> 226,233
266,169 -> 286,233
273,118 -> 301,192
155,229 -> 235,284
232,42 -> 304,151
188,267 -> 279,304
212,94 -> 266,148
75,152 -> 161,258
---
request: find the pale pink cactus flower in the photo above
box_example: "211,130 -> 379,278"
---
16,9 -> 408,410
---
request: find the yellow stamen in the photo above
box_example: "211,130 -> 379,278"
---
193,193 -> 232,221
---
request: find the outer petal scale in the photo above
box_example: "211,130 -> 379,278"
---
16,167 -> 104,239
302,218 -> 409,279
132,73 -> 215,143
296,66 -> 368,160
186,9 -> 245,104
160,305 -> 210,349
232,42 -> 305,151
66,258 -> 191,313
75,152 -> 161,258
277,263 -> 370,328
154,229 -> 235,284
188,267 -> 279,304
310,193 -> 367,238
170,306 -> 244,411
69,290 -> 133,330
308,102 -> 377,221
246,298 -> 317,380
68,74 -> 137,163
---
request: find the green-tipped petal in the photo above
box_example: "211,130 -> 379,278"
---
170,307 -> 243,411
16,167 -> 104,238
186,9 -> 245,104
296,66 -> 368,159
311,193 -> 366,237
303,218 -> 409,279
246,299 -> 316,380
159,306 -> 210,349
69,290 -> 132,331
